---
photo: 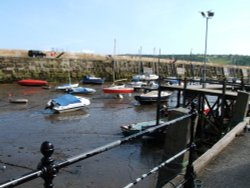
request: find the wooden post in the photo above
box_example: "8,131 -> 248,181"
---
229,91 -> 250,129
182,78 -> 188,106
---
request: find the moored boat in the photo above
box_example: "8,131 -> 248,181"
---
45,94 -> 90,113
17,79 -> 48,86
103,84 -> 134,94
81,75 -> 105,84
127,81 -> 147,91
67,87 -> 96,94
55,83 -> 79,90
121,119 -> 166,136
134,90 -> 172,104
9,98 -> 28,104
132,73 -> 159,81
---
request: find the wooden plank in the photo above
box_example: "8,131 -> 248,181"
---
161,84 -> 237,99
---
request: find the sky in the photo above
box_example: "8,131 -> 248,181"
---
0,0 -> 250,55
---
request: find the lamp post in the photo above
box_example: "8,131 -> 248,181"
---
200,11 -> 214,88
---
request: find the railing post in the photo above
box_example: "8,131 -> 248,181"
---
184,102 -> 197,188
182,77 -> 187,107
37,141 -> 57,188
156,76 -> 162,125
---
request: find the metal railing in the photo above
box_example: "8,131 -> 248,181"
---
0,105 -> 197,188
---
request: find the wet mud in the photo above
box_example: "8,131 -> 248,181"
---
0,83 -> 177,188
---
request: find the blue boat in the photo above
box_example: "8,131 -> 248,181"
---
67,87 -> 96,94
81,75 -> 105,84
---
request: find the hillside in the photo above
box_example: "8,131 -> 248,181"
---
138,54 -> 250,66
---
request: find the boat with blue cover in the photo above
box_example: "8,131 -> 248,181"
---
45,94 -> 90,113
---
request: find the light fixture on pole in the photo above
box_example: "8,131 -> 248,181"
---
200,10 -> 214,88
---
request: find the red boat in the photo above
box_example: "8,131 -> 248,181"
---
103,84 -> 134,94
17,79 -> 48,86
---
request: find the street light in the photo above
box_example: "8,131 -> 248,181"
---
200,11 -> 214,88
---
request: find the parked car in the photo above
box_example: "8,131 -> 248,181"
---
28,50 -> 46,57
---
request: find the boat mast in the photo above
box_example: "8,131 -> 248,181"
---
67,61 -> 71,84
113,38 -> 116,82
138,46 -> 143,74
157,48 -> 161,75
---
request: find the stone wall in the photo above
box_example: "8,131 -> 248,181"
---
0,49 -> 249,83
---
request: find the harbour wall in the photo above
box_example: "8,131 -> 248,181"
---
0,49 -> 249,83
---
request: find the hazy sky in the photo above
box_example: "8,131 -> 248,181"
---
1,0 -> 249,55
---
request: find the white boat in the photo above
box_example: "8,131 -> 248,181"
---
103,84 -> 134,94
134,90 -> 172,104
55,70 -> 79,90
9,98 -> 28,104
67,87 -> 96,94
127,81 -> 147,90
132,73 -> 159,81
45,94 -> 90,113
55,83 -> 79,90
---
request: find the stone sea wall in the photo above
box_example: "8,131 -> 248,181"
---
0,49 -> 249,83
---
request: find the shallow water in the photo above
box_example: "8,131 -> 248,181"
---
0,83 -> 177,188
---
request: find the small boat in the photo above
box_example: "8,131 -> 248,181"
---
132,74 -> 159,81
121,119 -> 165,136
67,87 -> 96,94
55,83 -> 79,90
45,94 -> 90,113
127,81 -> 147,90
166,79 -> 179,85
9,98 -> 28,104
81,75 -> 105,84
55,70 -> 79,90
134,90 -> 172,104
103,84 -> 134,94
18,79 -> 48,86
42,85 -> 51,89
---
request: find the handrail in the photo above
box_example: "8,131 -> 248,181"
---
0,107 -> 197,188
57,113 -> 191,169
123,147 -> 190,188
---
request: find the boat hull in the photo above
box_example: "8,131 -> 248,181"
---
121,120 -> 165,136
103,88 -> 134,94
134,91 -> 172,104
9,98 -> 28,103
134,95 -> 169,104
46,94 -> 90,113
55,83 -> 79,90
81,76 -> 105,84
67,87 -> 96,94
18,79 -> 48,86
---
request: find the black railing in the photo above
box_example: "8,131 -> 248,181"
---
0,105 -> 197,188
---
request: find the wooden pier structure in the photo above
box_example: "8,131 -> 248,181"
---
159,79 -> 250,187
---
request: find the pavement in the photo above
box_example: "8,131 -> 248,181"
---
196,128 -> 250,188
